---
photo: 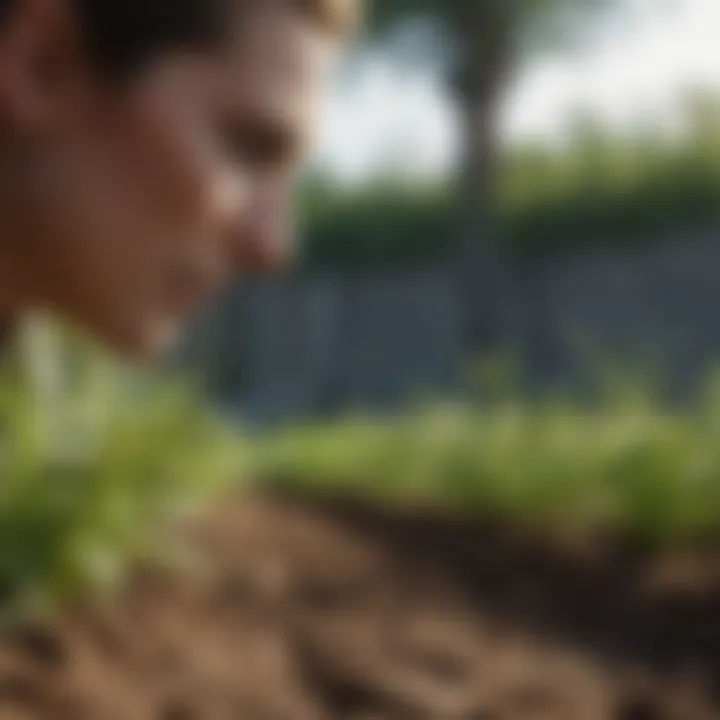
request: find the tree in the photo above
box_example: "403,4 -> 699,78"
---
365,0 -> 627,353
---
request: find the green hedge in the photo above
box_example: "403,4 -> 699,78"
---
297,123 -> 720,269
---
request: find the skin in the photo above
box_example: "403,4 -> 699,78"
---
0,0 -> 342,359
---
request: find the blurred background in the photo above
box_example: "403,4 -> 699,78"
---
180,0 -> 720,423
4,2 -> 720,717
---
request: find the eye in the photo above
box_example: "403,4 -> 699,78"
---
222,117 -> 301,171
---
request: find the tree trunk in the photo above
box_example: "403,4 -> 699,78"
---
448,0 -> 517,355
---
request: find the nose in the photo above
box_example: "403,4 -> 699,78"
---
230,178 -> 295,274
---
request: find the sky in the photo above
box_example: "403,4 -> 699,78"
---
316,0 -> 720,183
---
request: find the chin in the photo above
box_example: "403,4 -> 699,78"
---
89,317 -> 182,363
136,322 -> 183,362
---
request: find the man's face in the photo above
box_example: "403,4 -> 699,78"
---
0,2 -> 341,358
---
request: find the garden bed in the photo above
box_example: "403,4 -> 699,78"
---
0,489 -> 718,719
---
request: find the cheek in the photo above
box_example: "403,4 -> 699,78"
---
108,99 -> 230,240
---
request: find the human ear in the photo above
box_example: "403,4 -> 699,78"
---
0,0 -> 83,137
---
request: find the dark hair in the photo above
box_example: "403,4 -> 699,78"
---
0,0 -> 356,78
73,0 -> 233,77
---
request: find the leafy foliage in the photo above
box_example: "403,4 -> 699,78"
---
298,114 -> 720,268
255,363 -> 720,547
0,319 -> 244,616
367,0 -> 627,66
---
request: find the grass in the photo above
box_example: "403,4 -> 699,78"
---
0,318 -> 245,616
253,367 -> 720,547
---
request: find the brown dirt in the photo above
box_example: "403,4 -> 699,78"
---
0,490 -> 720,719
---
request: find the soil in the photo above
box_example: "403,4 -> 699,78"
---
0,489 -> 719,719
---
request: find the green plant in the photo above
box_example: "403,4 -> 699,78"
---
255,366 -> 720,547
0,317 -> 244,615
